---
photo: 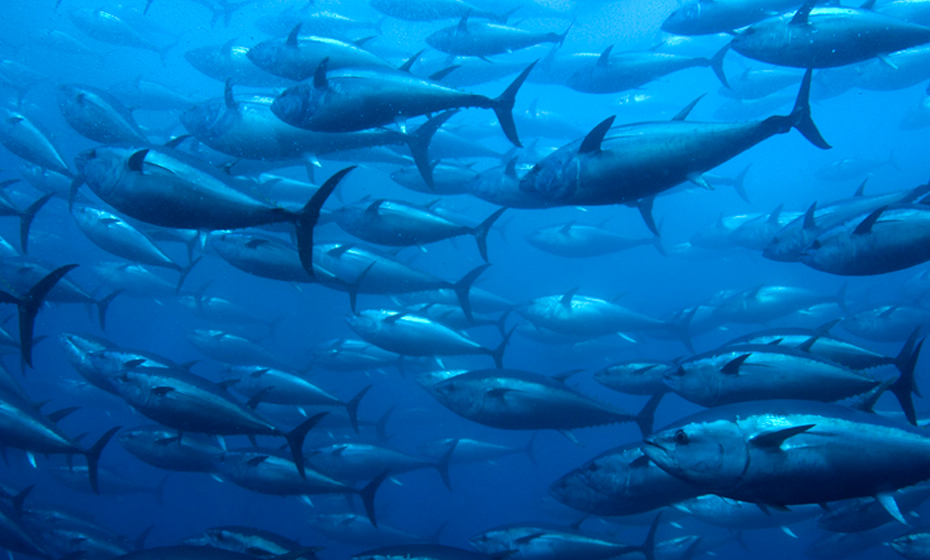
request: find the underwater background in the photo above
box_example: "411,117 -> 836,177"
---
2,0 -> 930,559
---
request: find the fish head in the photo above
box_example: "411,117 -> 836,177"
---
643,418 -> 748,491
662,363 -> 714,403
344,312 -> 378,337
890,533 -> 927,557
518,147 -> 580,202
762,229 -> 810,262
430,377 -> 483,417
549,469 -> 617,513
730,19 -> 791,59
660,2 -> 704,35
469,528 -> 518,554
109,369 -> 150,406
56,84 -> 85,110
180,99 -> 228,139
271,84 -> 321,128
75,147 -> 126,199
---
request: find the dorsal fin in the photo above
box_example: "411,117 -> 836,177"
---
860,0 -> 876,9
803,202 -> 817,229
672,95 -> 705,121
286,23 -> 301,47
128,150 -> 148,173
597,45 -> 613,67
398,49 -> 424,73
163,135 -> 190,149
559,221 -> 574,234
220,37 -> 236,54
504,157 -> 518,178
429,65 -> 460,82
217,379 -> 239,391
560,287 -> 579,309
767,204 -> 783,225
314,57 -> 329,90
791,0 -> 818,25
579,116 -> 615,154
853,206 -> 886,235
457,12 -> 469,33
224,79 -> 237,111
365,199 -> 384,215
552,369 -> 583,383
854,177 -> 868,197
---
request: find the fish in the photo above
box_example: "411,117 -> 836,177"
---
839,305 -> 930,343
332,200 -> 506,262
425,368 -> 658,437
593,360 -> 675,396
68,8 -> 173,62
74,146 -> 353,277
550,442 -> 698,516
469,523 -> 639,560
183,41 -> 295,87
662,343 -> 893,408
0,108 -> 72,177
181,526 -> 318,560
109,365 -> 321,478
799,203 -> 930,276
425,15 -> 570,58
711,284 -> 846,324
247,25 -> 393,81
525,221 -> 663,258
661,0 -> 803,36
211,447 -> 387,526
56,84 -> 147,144
226,367 -> 370,432
0,388 -> 119,493
566,46 -> 727,94
817,481 -> 930,533
306,441 -> 456,489
763,180 -> 930,262
271,59 -> 537,147
118,425 -> 224,473
672,494 -> 821,531
346,310 -> 511,368
369,0 -> 506,22
725,1 -> 930,70
109,76 -> 197,111
518,68 -> 829,234
516,289 -> 680,341
186,329 -> 297,371
643,399 -> 930,516
890,527 -> 930,559
71,204 -> 187,272
181,84 -> 452,187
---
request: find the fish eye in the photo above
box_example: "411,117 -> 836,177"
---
674,429 -> 689,445
811,240 -> 822,250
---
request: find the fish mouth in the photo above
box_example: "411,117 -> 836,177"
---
639,440 -> 667,464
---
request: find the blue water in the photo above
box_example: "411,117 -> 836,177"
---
1,1 -> 929,559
